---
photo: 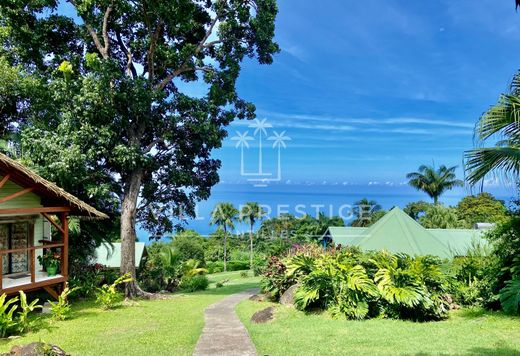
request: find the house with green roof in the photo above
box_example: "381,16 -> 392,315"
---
322,207 -> 487,259
94,242 -> 148,269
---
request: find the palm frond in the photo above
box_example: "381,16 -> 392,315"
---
465,146 -> 520,185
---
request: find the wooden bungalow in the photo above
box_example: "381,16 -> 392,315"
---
0,153 -> 108,298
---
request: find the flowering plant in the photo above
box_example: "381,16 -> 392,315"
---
37,250 -> 61,269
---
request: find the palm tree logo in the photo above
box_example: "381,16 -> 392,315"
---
249,119 -> 273,176
231,131 -> 253,175
268,131 -> 291,181
231,118 -> 291,187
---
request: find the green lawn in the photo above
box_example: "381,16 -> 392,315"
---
237,301 -> 520,356
0,271 -> 259,356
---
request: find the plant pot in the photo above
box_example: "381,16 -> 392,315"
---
46,265 -> 58,276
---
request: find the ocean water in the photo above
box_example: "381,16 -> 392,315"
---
136,183 -> 515,242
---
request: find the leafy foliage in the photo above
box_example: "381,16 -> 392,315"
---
419,205 -> 465,229
456,193 -> 509,227
0,294 -> 18,337
179,275 -> 209,292
96,273 -> 133,310
261,256 -> 295,300
17,291 -> 42,334
465,71 -> 520,184
404,201 -> 432,220
263,246 -> 450,321
48,286 -> 79,321
500,279 -> 520,315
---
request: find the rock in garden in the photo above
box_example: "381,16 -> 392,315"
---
4,342 -> 69,356
249,293 -> 269,302
280,284 -> 298,305
251,307 -> 275,324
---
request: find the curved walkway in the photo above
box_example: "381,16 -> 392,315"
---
193,288 -> 259,356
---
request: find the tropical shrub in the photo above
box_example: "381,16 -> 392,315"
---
96,273 -> 132,310
48,286 -> 79,321
68,263 -> 115,298
261,256 -> 295,300
252,257 -> 267,276
179,275 -> 209,292
207,260 -> 249,273
139,243 -> 182,292
262,245 -> 451,321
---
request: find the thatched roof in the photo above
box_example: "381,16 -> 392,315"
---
0,153 -> 108,219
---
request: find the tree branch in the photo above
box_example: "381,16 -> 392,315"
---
115,30 -> 138,78
85,24 -> 107,59
102,4 -> 113,56
156,15 -> 220,90
70,0 -> 112,60
148,20 -> 163,84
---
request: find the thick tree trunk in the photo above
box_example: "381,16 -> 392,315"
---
120,169 -> 149,298
223,225 -> 227,272
249,225 -> 253,270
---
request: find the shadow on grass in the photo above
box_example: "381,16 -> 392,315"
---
455,307 -> 519,321
187,282 -> 260,297
414,347 -> 520,356
464,347 -> 520,356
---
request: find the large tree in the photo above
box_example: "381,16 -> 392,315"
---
0,0 -> 279,296
406,165 -> 463,204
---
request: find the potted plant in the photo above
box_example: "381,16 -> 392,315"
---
37,251 -> 61,276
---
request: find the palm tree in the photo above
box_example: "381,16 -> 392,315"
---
210,202 -> 238,272
239,202 -> 266,269
406,165 -> 463,204
465,72 -> 520,185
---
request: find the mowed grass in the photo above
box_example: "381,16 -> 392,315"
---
0,271 -> 259,356
237,300 -> 520,356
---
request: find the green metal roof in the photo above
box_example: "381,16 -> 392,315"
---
428,229 -> 487,255
325,226 -> 367,245
326,207 -> 488,258
94,242 -> 147,268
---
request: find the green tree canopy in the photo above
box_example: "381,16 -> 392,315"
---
456,193 -> 509,228
0,0 -> 279,296
404,201 -> 432,221
419,205 -> 465,229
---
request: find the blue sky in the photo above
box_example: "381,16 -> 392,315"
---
213,0 -> 520,186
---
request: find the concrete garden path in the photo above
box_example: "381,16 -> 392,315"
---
193,288 -> 259,356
